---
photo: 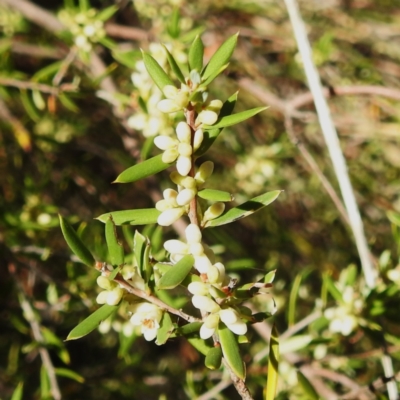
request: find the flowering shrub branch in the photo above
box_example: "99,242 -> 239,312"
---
60,32 -> 280,397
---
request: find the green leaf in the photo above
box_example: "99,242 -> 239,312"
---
194,92 -> 237,156
218,322 -> 245,380
264,269 -> 276,284
266,324 -> 279,400
105,216 -> 124,267
112,49 -> 141,69
167,8 -> 180,38
187,337 -> 213,356
58,93 -> 79,113
297,371 -> 320,400
280,335 -> 313,355
66,304 -> 118,340
11,382 -> 24,400
323,274 -> 343,303
142,50 -> 174,92
157,255 -> 194,290
205,346 -> 222,370
163,45 -> 186,83
176,322 -> 202,335
96,209 -> 161,226
134,230 -> 151,280
202,107 -> 268,130
202,32 -> 238,83
55,368 -> 85,383
201,63 -> 229,87
188,35 -> 204,72
205,190 -> 281,228
59,215 -> 95,267
198,189 -> 233,202
156,312 -> 174,345
387,211 -> 400,227
96,5 -> 118,21
114,154 -> 172,183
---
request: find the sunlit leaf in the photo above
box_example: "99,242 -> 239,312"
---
66,304 -> 118,340
187,337 -> 213,356
11,382 -> 24,400
114,154 -> 172,183
142,50 -> 174,91
157,255 -> 194,290
96,5 -> 118,21
202,33 -> 238,84
163,45 -> 185,83
266,324 -> 279,400
264,270 -> 276,284
205,190 -> 281,227
55,368 -> 85,383
188,35 -> 204,72
205,345 -> 222,370
198,189 -> 233,202
59,215 -> 95,267
96,209 -> 161,226
134,230 -> 151,280
156,312 -> 174,345
105,216 -> 124,266
280,335 -> 313,355
218,322 -> 245,380
202,107 -> 268,130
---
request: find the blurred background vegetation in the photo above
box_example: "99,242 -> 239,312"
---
1,0 -> 400,399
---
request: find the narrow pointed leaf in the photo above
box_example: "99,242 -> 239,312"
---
134,230 -> 150,279
176,322 -> 202,335
156,312 -> 174,345
187,337 -> 213,356
266,324 -> 279,400
201,63 -> 229,87
202,107 -> 268,130
11,382 -> 24,400
59,215 -> 95,267
142,50 -> 174,91
96,5 -> 118,21
198,189 -> 233,202
96,209 -> 161,226
194,92 -> 237,156
66,304 -> 118,340
297,371 -> 320,400
205,190 -> 281,228
105,216 -> 124,266
205,346 -> 222,370
202,33 -> 238,82
323,274 -> 344,303
167,7 -> 180,38
54,368 -> 85,383
114,154 -> 172,183
163,45 -> 185,83
188,35 -> 204,72
218,322 -> 245,380
157,255 -> 194,290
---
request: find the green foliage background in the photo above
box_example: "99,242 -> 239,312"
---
1,0 -> 400,399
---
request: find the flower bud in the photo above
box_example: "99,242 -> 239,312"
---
163,188 -> 178,203
185,224 -> 202,243
195,161 -> 214,183
180,176 -> 196,189
196,110 -> 218,126
96,291 -> 109,304
203,202 -> 225,221
170,171 -> 184,185
154,135 -> 178,150
106,287 -> 124,305
164,239 -> 189,254
188,281 -> 209,295
220,308 -> 239,325
207,265 -> 221,284
189,69 -> 201,85
176,188 -> 196,206
175,90 -> 190,109
163,85 -> 178,99
157,207 -> 185,226
97,276 -> 113,290
178,143 -> 192,157
162,147 -> 179,163
189,242 -> 204,256
176,122 -> 191,142
208,99 -> 223,112
194,255 -> 213,273
193,129 -> 204,151
155,199 -> 169,212
192,295 -> 220,313
157,99 -> 181,113
176,156 -> 192,176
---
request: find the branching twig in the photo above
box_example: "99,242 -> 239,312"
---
0,77 -> 77,94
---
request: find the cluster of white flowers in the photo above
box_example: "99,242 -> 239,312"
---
324,286 -> 363,336
163,223 -> 247,339
58,8 -> 105,52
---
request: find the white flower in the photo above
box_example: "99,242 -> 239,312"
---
129,303 -> 163,341
195,99 -> 223,127
157,84 -> 190,113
